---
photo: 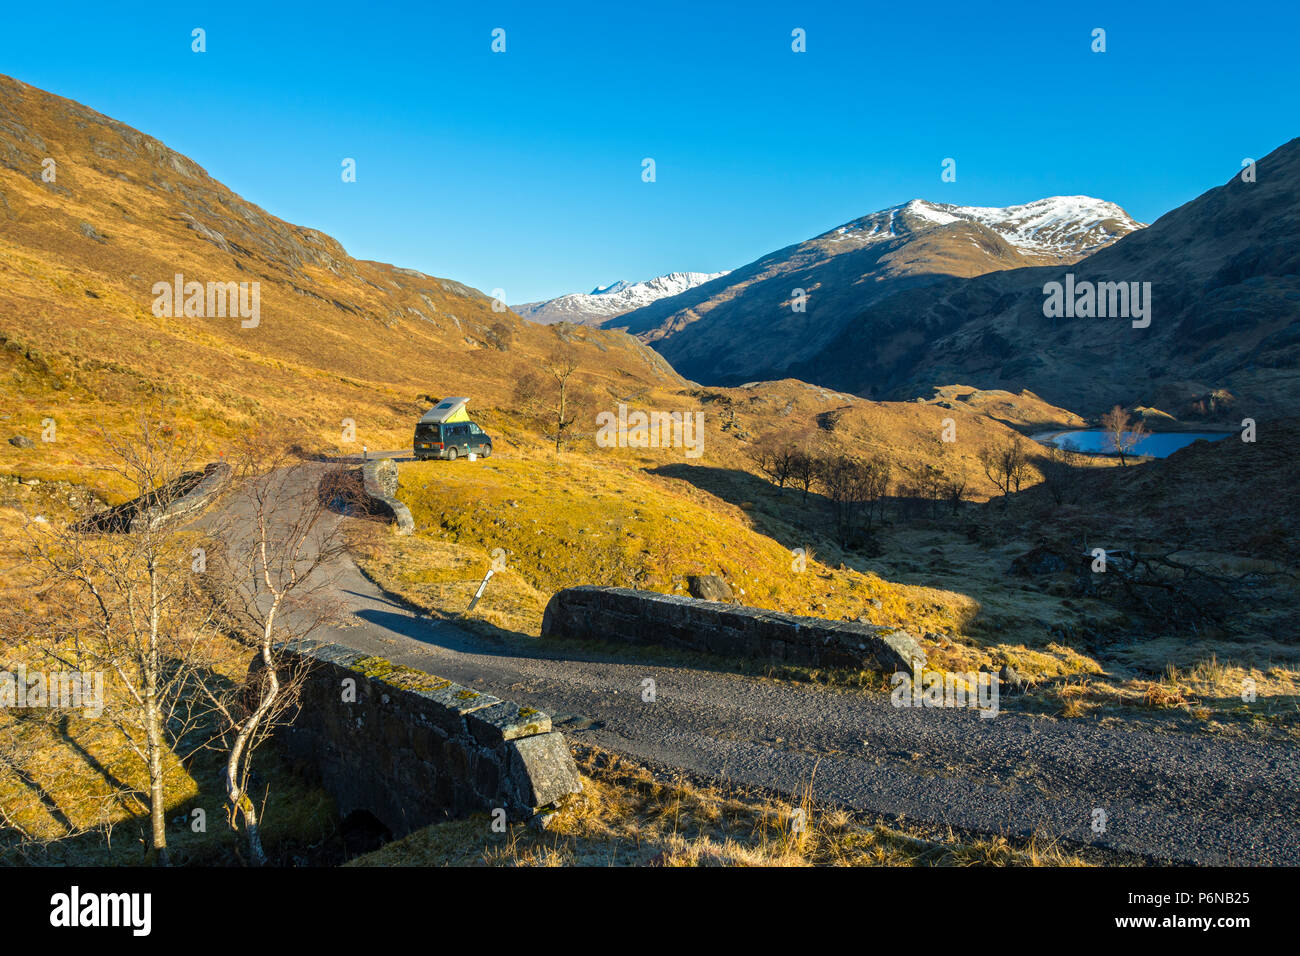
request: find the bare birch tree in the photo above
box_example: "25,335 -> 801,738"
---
22,416 -> 224,864
201,439 -> 350,865
1100,405 -> 1149,466
750,432 -> 799,491
819,454 -> 891,546
514,344 -> 587,454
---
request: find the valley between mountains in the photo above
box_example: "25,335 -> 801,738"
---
1,72 -> 1297,867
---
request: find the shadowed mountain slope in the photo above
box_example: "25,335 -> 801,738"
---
795,137 -> 1300,417
609,196 -> 1143,385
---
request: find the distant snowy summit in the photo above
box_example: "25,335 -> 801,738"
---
821,196 -> 1144,259
514,270 -> 730,325
514,198 -> 1136,326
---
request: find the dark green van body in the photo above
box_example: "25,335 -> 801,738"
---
413,421 -> 493,460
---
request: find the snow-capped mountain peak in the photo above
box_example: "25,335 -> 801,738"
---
516,270 -> 730,325
590,280 -> 632,296
822,195 -> 1144,259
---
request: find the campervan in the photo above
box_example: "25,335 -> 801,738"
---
412,397 -> 493,461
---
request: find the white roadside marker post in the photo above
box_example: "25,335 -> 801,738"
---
464,567 -> 495,617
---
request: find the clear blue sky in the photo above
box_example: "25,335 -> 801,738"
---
2,1 -> 1296,302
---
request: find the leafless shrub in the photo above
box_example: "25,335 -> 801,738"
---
788,430 -> 824,502
942,470 -> 969,516
749,433 -> 797,490
1039,441 -> 1085,506
1076,544 -> 1289,631
487,319 -> 514,351
819,455 -> 890,546
513,345 -> 589,453
979,434 -> 1033,505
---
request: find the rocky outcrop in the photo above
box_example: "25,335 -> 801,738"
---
277,641 -> 582,836
361,458 -> 413,535
541,586 -> 925,673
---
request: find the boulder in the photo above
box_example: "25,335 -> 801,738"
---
1008,546 -> 1069,576
687,574 -> 733,602
8,435 -> 34,448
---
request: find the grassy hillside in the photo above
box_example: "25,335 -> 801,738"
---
0,73 -> 1096,866
350,452 -> 976,654
353,412 -> 1300,730
0,73 -> 687,493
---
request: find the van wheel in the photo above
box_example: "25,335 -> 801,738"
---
481,445 -> 491,458
446,447 -> 457,461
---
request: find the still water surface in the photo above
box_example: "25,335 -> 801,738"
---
1032,430 -> 1231,458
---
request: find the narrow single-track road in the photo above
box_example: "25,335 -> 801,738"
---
217,458 -> 1300,865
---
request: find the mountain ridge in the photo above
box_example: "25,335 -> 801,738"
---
515,270 -> 729,325
605,193 -> 1144,386
814,196 -> 1142,258
785,137 -> 1300,417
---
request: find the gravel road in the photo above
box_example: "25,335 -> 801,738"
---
222,459 -> 1300,865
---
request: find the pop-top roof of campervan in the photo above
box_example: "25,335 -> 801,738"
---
419,397 -> 471,424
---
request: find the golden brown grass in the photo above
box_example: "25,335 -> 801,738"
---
0,642 -> 336,866
348,452 -> 979,656
348,745 -> 1093,867
350,451 -> 1300,732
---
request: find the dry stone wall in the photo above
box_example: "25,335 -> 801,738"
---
360,458 -> 413,534
277,640 -> 581,836
541,586 -> 925,673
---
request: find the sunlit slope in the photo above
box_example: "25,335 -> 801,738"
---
0,73 -> 684,481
